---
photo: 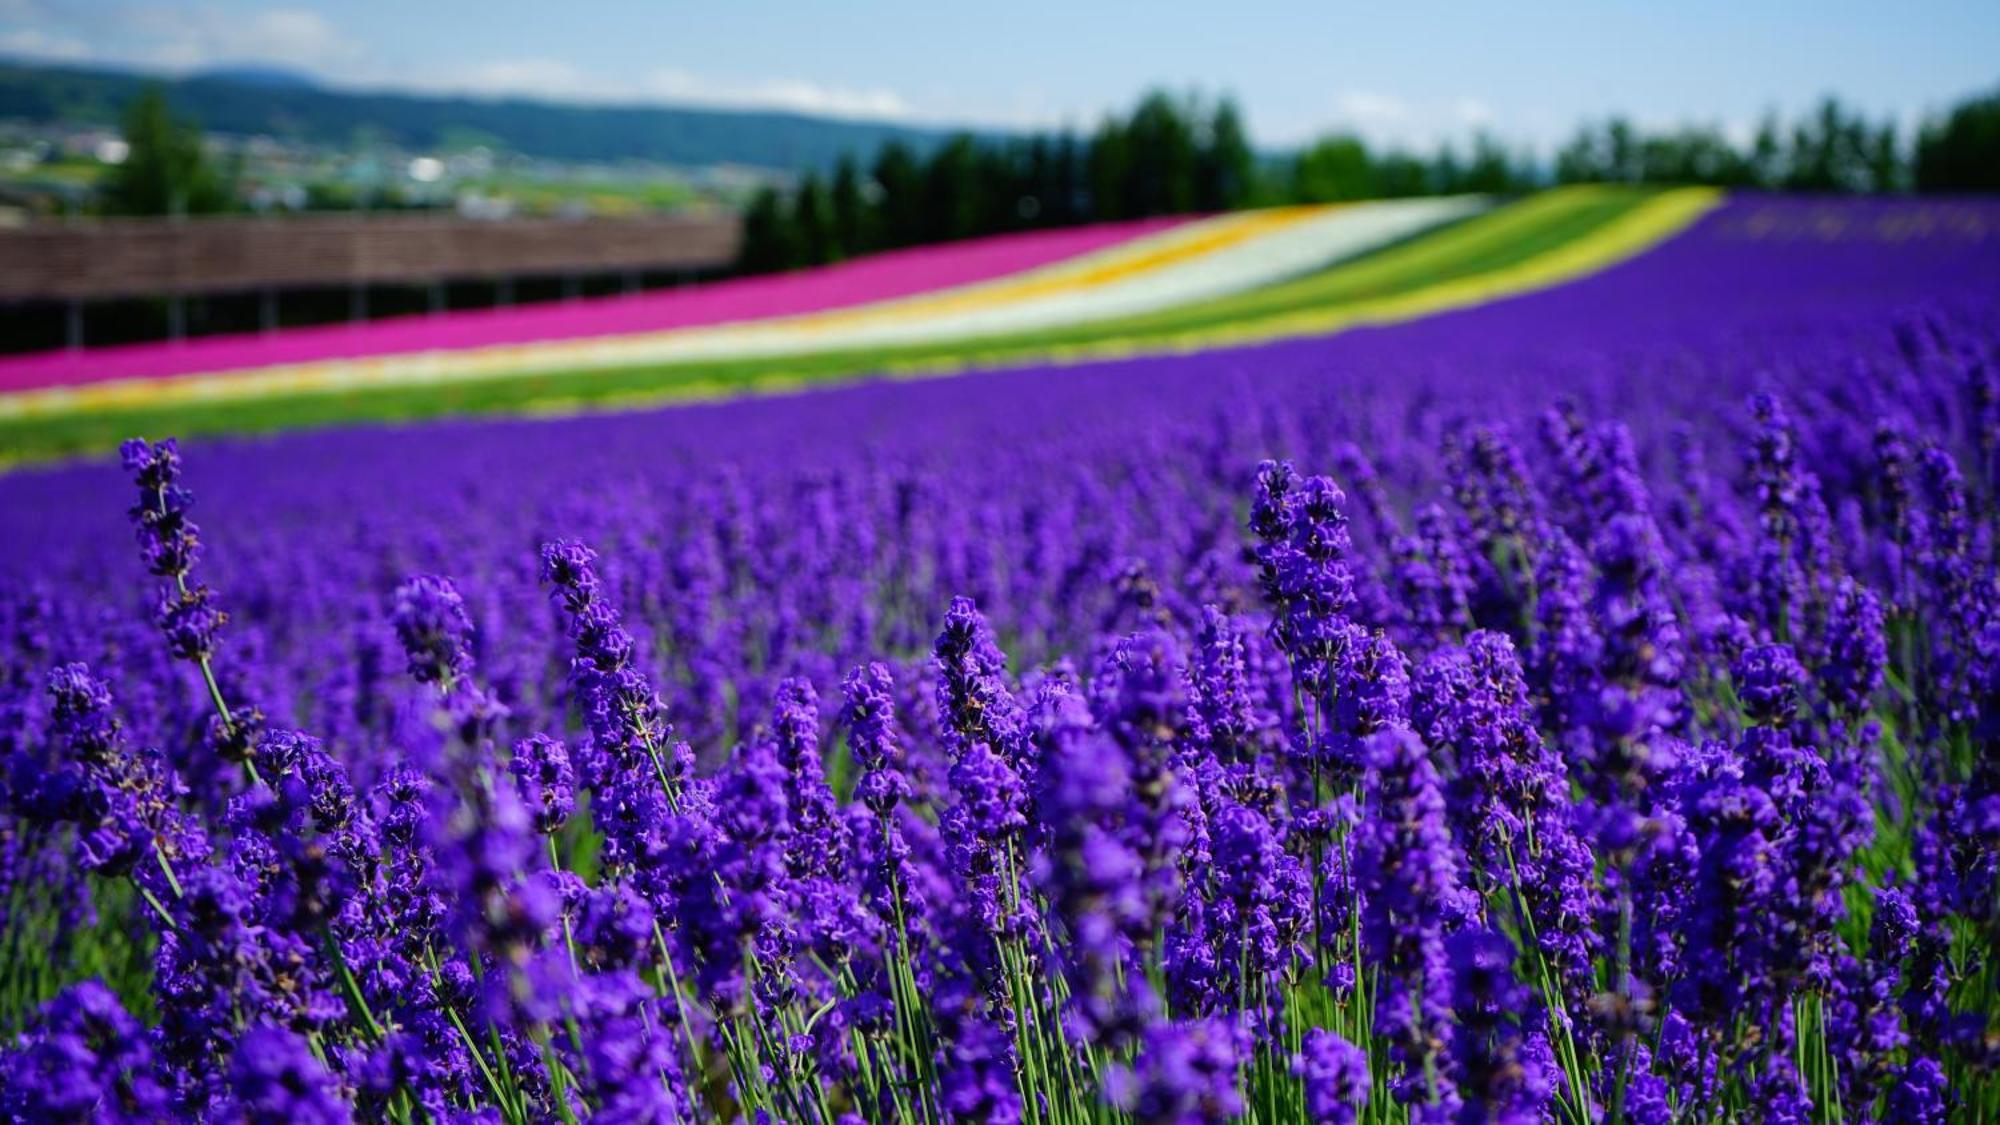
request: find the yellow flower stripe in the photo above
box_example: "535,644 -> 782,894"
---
772,205 -> 1335,333
872,185 -> 1725,372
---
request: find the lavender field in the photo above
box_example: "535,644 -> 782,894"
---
1,195 -> 1997,1122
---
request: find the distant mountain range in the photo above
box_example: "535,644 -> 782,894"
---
0,58 -> 970,172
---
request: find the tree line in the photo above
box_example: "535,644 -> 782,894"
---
738,92 -> 1257,272
89,81 -> 2000,243
739,84 -> 2000,274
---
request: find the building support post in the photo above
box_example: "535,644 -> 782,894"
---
168,295 -> 185,343
66,299 -> 84,351
260,288 -> 278,335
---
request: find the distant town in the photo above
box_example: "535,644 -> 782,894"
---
0,115 -> 771,226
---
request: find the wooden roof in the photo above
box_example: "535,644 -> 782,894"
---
0,211 -> 742,300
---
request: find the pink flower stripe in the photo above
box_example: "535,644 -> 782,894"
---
0,215 -> 1192,394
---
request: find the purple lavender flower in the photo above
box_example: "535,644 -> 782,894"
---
1412,632 -> 1599,989
120,438 -> 199,579
0,980 -> 172,1123
426,775 -> 551,966
391,575 -> 476,687
1445,928 -> 1554,1124
935,594 -> 1027,767
1185,606 -> 1270,766
1109,1016 -> 1250,1125
1032,688 -> 1164,1047
843,662 -> 911,816
1251,464 -> 1358,694
1354,728 -> 1471,1108
1821,576 -> 1887,716
508,734 -> 575,834
44,663 -> 194,880
933,597 -> 1033,942
770,676 -> 848,881
122,439 -> 230,663
1293,1028 -> 1368,1125
540,537 -> 693,867
1735,643 -> 1806,726
217,1024 -> 351,1124
1886,1057 -> 1948,1123
1389,502 -> 1475,645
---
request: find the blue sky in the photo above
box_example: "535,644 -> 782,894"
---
4,0 -> 1996,150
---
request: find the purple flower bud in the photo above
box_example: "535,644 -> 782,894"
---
391,575 -> 476,685
1293,1028 -> 1368,1125
1734,643 -> 1806,727
509,734 -> 575,834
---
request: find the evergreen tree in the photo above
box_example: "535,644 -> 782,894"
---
1292,134 -> 1377,202
1461,132 -> 1524,193
1373,151 -> 1432,197
1087,115 -> 1132,220
793,173 -> 837,265
738,184 -> 802,274
1050,132 -> 1085,224
1196,96 -> 1254,211
1748,116 -> 1786,187
871,141 -> 925,248
100,87 -> 231,216
829,156 -> 870,258
922,134 -> 985,241
1122,90 -> 1199,216
1915,87 -> 2000,192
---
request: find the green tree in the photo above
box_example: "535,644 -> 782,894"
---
1784,97 -> 1895,192
1429,144 -> 1465,194
1372,151 -> 1431,197
1554,123 -> 1611,184
792,173 -> 837,265
737,184 -> 801,273
1195,96 -> 1254,211
100,87 -> 231,216
1291,134 -> 1376,202
829,156 -> 870,258
922,134 -> 986,241
1122,91 -> 1199,216
1087,115 -> 1132,220
1048,132 -> 1085,224
1462,132 -> 1527,193
871,141 -> 925,248
1915,87 -> 2000,192
1747,116 -> 1785,188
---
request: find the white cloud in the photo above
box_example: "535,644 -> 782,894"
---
396,58 -> 921,122
0,3 -> 361,75
0,25 -> 90,61
1291,89 -> 1509,150
641,70 -> 914,120
1451,97 -> 1496,130
0,4 -> 1028,130
1332,91 -> 1412,129
432,58 -> 595,99
121,6 -> 360,71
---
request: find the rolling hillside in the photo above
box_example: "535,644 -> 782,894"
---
0,58 -> 967,172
